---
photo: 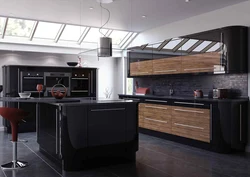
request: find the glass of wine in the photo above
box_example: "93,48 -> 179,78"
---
36,84 -> 43,99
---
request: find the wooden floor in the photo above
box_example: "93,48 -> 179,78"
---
0,132 -> 250,177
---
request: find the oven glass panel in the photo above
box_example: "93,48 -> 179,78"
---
22,78 -> 44,92
71,79 -> 88,91
46,77 -> 69,87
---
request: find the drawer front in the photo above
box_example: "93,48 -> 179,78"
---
172,106 -> 210,143
153,57 -> 182,75
130,61 -> 152,76
139,103 -> 145,128
139,103 -> 172,134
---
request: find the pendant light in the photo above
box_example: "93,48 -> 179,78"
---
98,0 -> 112,57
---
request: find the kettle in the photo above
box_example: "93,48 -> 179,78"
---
194,90 -> 203,98
51,84 -> 67,99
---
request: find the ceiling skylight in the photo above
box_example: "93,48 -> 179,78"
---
60,25 -> 86,41
5,18 -> 36,38
163,38 -> 183,50
82,28 -> 109,43
180,39 -> 199,51
0,17 -> 6,35
34,22 -> 62,40
206,42 -> 222,52
109,30 -> 129,45
193,41 -> 212,52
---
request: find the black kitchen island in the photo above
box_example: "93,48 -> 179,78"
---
37,98 -> 138,171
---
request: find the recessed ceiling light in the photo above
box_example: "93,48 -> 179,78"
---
142,15 -> 147,18
185,0 -> 190,2
89,7 -> 94,10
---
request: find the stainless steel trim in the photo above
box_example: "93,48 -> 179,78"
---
184,67 -> 214,71
36,103 -> 39,141
71,78 -> 88,80
210,104 -> 212,141
88,73 -> 91,96
174,101 -> 204,106
174,108 -> 204,114
91,70 -> 93,94
18,68 -> 20,93
145,105 -> 168,110
174,123 -> 204,130
123,98 -> 140,101
154,69 -> 177,73
240,104 -> 242,142
91,108 -> 125,112
134,72 -> 149,74
71,90 -> 88,93
145,118 -> 168,124
23,77 -> 44,79
56,109 -> 58,155
58,106 -> 62,158
145,99 -> 168,103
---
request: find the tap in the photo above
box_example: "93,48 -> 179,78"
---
169,83 -> 174,96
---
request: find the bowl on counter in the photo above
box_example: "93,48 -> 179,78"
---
67,62 -> 78,67
18,92 -> 31,99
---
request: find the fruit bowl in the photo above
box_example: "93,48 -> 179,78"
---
67,62 -> 78,67
18,92 -> 31,98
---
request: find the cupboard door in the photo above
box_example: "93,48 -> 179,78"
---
153,57 -> 182,75
138,103 -> 145,128
199,52 -> 221,72
130,60 -> 152,76
171,106 -> 210,143
181,55 -> 201,73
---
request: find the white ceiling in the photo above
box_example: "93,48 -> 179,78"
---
0,0 -> 247,32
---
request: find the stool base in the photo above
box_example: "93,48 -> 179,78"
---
1,161 -> 28,170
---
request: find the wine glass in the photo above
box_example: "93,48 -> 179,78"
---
36,84 -> 43,99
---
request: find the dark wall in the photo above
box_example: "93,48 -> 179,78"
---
134,74 -> 248,97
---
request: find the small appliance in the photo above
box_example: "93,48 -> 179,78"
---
213,89 -> 228,99
194,90 -> 203,98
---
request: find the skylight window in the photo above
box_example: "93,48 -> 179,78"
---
34,22 -> 62,40
206,42 -> 222,52
60,25 -> 86,41
82,28 -> 109,43
0,17 -> 6,35
109,30 -> 129,45
193,41 -> 212,52
180,39 -> 199,51
163,38 -> 183,50
121,33 -> 137,49
5,18 -> 35,38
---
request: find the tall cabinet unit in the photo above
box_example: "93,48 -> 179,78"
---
2,65 -> 97,133
127,26 -> 248,77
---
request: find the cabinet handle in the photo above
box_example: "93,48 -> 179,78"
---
145,118 -> 168,124
240,104 -> 242,142
56,109 -> 58,155
145,105 -> 168,110
210,104 -> 212,141
184,67 -> 214,71
174,108 -> 204,114
174,123 -> 204,130
154,69 -> 177,73
174,101 -> 204,106
91,108 -> 125,112
145,99 -> 168,103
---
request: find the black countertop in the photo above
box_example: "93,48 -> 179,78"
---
118,94 -> 249,103
0,97 -> 136,105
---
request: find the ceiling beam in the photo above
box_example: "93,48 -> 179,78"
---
200,41 -> 217,53
172,38 -> 189,52
123,33 -> 138,49
120,33 -> 133,49
55,24 -> 66,43
140,44 -> 148,50
30,21 -> 39,41
119,32 -> 130,46
187,40 -> 204,53
2,18 -> 8,39
157,39 -> 171,51
78,27 -> 91,44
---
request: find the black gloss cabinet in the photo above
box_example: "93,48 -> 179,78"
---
2,65 -> 97,133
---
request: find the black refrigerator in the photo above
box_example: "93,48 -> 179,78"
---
2,65 -> 97,133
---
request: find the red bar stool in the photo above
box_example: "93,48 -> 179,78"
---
0,107 -> 29,170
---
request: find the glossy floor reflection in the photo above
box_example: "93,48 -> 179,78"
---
0,132 -> 250,177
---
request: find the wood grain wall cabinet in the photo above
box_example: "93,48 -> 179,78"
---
171,106 -> 210,143
181,52 -> 221,74
130,60 -> 153,76
152,57 -> 182,75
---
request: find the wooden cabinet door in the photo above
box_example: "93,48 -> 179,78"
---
153,57 -> 182,75
138,103 -> 145,128
171,106 -> 210,143
139,103 -> 172,134
130,60 -> 152,76
182,52 -> 221,74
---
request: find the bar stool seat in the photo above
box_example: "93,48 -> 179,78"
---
0,107 -> 29,170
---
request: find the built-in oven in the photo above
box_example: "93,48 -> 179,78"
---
44,72 -> 71,97
19,71 -> 44,97
71,70 -> 90,97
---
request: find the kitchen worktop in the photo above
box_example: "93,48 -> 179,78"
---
118,94 -> 249,103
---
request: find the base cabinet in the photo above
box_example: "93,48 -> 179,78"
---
139,103 -> 210,143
